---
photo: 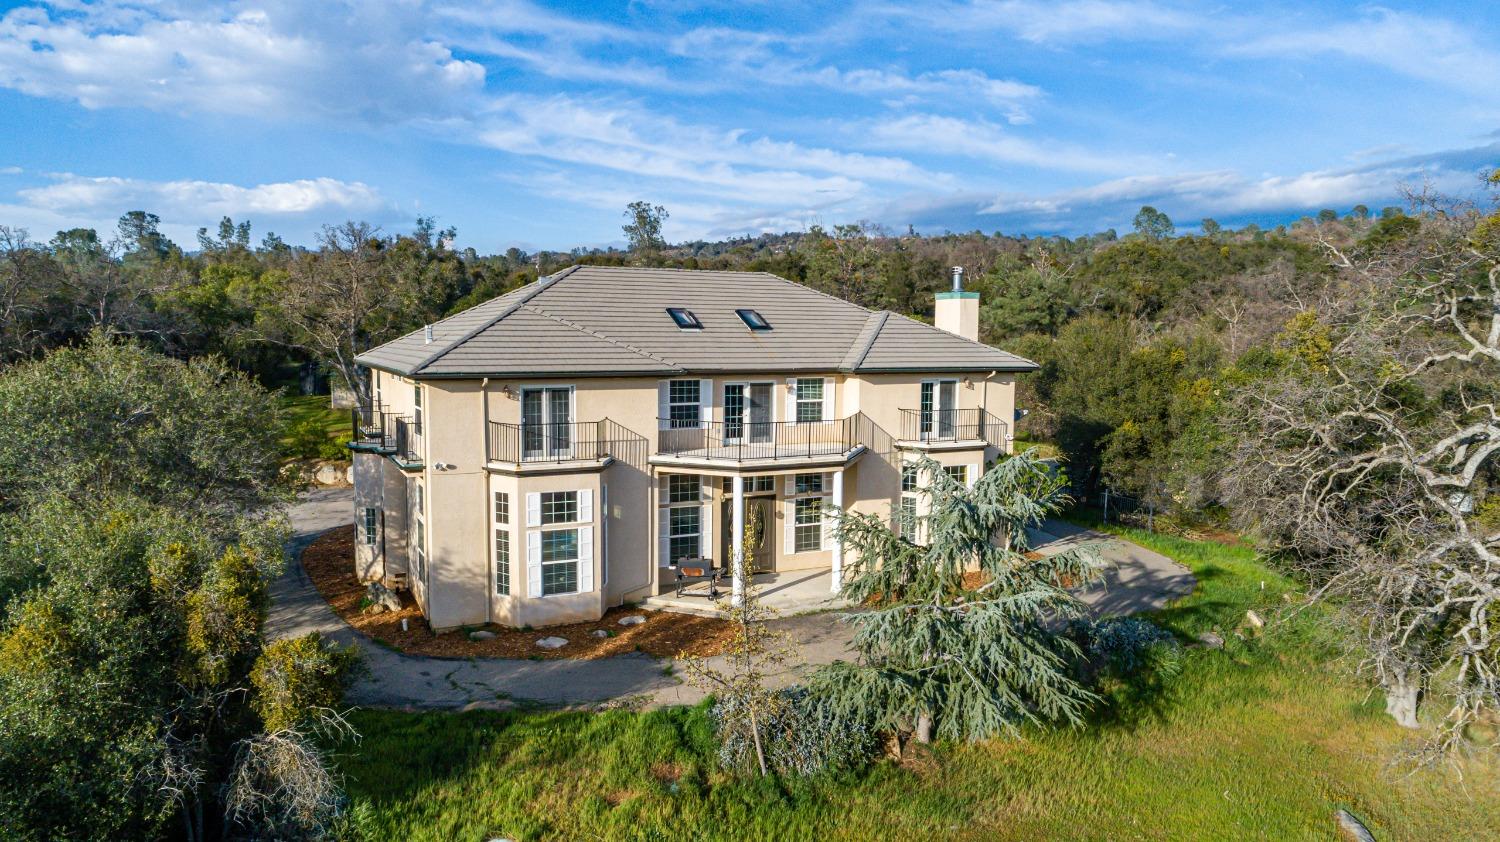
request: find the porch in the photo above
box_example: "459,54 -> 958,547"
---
641,568 -> 848,618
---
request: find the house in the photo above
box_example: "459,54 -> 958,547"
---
349,265 -> 1036,630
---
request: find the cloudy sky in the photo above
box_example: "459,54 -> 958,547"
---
0,0 -> 1496,251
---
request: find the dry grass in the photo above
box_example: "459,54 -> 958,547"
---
300,526 -> 737,660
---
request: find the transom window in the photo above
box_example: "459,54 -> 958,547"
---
735,309 -> 770,330
793,497 -> 824,553
794,378 -> 825,423
722,476 -> 775,494
668,474 -> 701,504
493,491 -> 510,525
794,473 -> 825,495
666,307 -> 702,330
540,529 -> 580,595
668,379 -> 702,429
541,491 -> 580,525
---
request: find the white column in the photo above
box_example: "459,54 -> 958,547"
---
830,468 -> 844,593
731,474 -> 746,607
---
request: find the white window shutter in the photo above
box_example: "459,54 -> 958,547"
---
967,463 -> 980,487
785,378 -> 797,422
784,474 -> 795,495
657,380 -> 669,430
578,489 -> 593,522
526,531 -> 542,597
699,378 -> 713,428
658,506 -> 671,566
600,484 -> 608,586
699,503 -> 712,559
526,492 -> 540,527
784,498 -> 796,554
578,527 -> 594,592
821,378 -> 833,421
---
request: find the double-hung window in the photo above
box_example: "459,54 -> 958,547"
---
793,378 -> 825,423
898,496 -> 919,541
525,489 -> 593,597
494,492 -> 510,596
944,465 -> 970,486
664,474 -> 702,564
668,380 -> 702,429
788,472 -> 829,553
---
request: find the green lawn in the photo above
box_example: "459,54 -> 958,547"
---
330,526 -> 1499,841
278,393 -> 353,461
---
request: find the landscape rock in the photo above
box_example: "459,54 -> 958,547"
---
617,615 -> 646,626
535,636 -> 569,650
1194,631 -> 1225,649
313,462 -> 342,486
1334,809 -> 1376,842
1245,609 -> 1265,630
590,629 -> 610,638
469,630 -> 497,641
366,581 -> 402,613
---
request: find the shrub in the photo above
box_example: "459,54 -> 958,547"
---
712,688 -> 877,777
251,633 -> 361,732
1072,616 -> 1181,677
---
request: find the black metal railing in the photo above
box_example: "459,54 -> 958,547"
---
351,402 -> 396,451
487,419 -> 647,465
393,416 -> 422,465
898,408 -> 1008,446
656,415 -> 870,461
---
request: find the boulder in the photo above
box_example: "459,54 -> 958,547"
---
617,615 -> 646,626
1194,631 -> 1225,650
535,636 -> 568,650
366,581 -> 402,613
1334,809 -> 1376,842
1245,609 -> 1265,630
313,462 -> 342,486
346,465 -> 355,484
590,629 -> 610,639
469,630 -> 497,641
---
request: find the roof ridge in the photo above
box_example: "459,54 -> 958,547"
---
410,265 -> 582,374
878,310 -> 1039,367
840,310 -> 889,371
519,303 -> 683,370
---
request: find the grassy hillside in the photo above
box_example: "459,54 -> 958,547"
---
331,528 -> 1499,841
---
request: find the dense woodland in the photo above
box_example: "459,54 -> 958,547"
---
0,201 -> 1411,513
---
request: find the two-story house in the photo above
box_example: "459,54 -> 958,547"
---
348,265 -> 1035,630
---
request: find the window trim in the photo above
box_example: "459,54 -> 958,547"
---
735,308 -> 770,331
666,379 -> 703,430
494,491 -> 510,596
791,495 -> 825,554
539,526 -> 581,596
666,307 -> 702,330
361,507 -> 378,546
793,377 -> 826,424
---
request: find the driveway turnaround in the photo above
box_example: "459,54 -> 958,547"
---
269,489 -> 1195,710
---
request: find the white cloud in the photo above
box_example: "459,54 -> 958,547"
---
0,166 -> 20,175
0,2 -> 485,122
893,0 -> 1199,45
18,174 -> 387,218
865,114 -> 1151,173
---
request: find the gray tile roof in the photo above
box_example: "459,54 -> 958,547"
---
355,266 -> 1037,378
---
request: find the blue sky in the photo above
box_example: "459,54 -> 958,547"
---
0,0 -> 1496,252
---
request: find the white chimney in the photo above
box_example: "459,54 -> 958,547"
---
935,265 -> 979,341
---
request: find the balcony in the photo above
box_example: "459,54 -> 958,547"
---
653,414 -> 881,468
897,408 -> 1008,450
348,403 -> 422,468
487,419 -> 648,470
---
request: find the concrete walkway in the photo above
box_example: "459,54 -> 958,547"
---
269,489 -> 1194,711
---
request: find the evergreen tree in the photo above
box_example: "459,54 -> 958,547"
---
810,452 -> 1104,744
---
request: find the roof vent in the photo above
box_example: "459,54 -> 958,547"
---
951,266 -> 964,292
424,324 -> 434,344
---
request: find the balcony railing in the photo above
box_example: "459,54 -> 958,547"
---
351,402 -> 396,451
393,416 -> 422,465
487,419 -> 648,466
898,408 -> 1008,446
656,415 -> 877,462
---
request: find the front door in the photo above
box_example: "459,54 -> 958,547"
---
721,496 -> 774,573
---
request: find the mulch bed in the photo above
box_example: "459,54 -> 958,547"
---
300,525 -> 736,660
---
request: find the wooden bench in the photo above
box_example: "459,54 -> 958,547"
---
671,556 -> 721,599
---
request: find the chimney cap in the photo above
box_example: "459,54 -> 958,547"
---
950,266 -> 964,292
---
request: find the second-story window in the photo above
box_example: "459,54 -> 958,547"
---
793,378 -> 825,423
668,380 -> 701,429
413,384 -> 423,430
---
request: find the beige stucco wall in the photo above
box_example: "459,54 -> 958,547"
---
354,368 -> 1019,629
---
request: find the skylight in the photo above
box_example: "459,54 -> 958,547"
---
666,307 -> 702,330
736,309 -> 770,331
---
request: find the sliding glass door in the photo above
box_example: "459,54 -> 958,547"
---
521,387 -> 573,459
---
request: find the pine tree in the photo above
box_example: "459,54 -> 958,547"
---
809,451 -> 1105,744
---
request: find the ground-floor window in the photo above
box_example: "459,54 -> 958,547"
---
668,506 -> 701,563
793,496 -> 824,553
898,496 -> 919,541
944,464 -> 970,485
361,507 -> 377,545
541,528 -> 580,595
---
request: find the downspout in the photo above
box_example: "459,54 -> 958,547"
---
981,371 -> 996,453
480,378 -> 490,623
